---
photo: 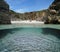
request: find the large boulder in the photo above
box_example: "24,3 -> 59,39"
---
0,0 -> 11,24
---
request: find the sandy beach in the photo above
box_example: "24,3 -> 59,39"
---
11,20 -> 44,24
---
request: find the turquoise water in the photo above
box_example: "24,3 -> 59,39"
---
0,24 -> 60,30
0,27 -> 60,52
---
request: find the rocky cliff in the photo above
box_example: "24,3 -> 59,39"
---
10,10 -> 48,21
45,0 -> 60,24
0,0 -> 11,24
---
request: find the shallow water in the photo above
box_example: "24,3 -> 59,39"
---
0,27 -> 60,52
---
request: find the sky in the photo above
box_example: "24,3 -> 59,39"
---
5,0 -> 54,13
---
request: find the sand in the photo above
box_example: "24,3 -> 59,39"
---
11,20 -> 44,24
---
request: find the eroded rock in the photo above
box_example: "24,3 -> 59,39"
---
0,0 -> 11,24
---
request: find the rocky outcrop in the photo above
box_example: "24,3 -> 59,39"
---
49,0 -> 60,15
45,0 -> 60,24
0,0 -> 11,24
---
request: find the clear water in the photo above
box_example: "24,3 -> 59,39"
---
0,27 -> 60,52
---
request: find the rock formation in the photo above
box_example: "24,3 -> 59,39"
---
45,0 -> 60,24
49,0 -> 60,15
10,9 -> 48,21
0,0 -> 11,24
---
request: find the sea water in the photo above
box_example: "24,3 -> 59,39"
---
0,26 -> 60,52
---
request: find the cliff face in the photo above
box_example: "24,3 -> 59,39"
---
45,0 -> 60,24
21,10 -> 47,21
10,10 -> 48,21
49,0 -> 60,15
0,0 -> 11,24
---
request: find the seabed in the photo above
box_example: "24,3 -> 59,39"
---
0,21 -> 60,52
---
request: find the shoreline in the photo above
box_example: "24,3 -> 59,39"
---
11,20 -> 44,24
